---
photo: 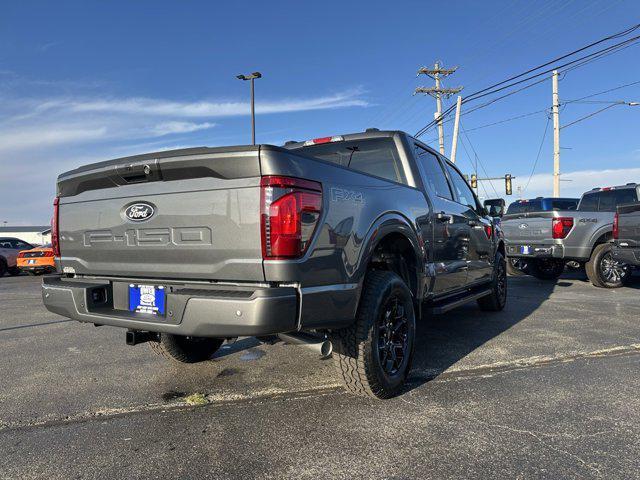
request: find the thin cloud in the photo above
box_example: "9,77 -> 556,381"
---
50,88 -> 368,118
150,121 -> 216,136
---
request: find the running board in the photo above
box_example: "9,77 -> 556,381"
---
424,289 -> 493,315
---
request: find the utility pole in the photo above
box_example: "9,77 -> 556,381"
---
236,72 -> 262,145
415,62 -> 462,156
552,70 -> 560,197
450,95 -> 463,163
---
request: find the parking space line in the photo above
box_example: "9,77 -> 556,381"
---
0,319 -> 73,332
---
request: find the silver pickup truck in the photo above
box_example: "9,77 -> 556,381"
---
613,202 -> 640,267
42,129 -> 507,398
501,183 -> 639,287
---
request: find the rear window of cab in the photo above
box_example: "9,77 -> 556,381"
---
296,138 -> 406,185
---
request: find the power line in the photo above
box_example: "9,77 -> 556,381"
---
464,23 -> 640,102
426,107 -> 548,143
523,115 -> 552,193
563,79 -> 640,103
414,24 -> 640,138
561,103 -> 621,129
460,122 -> 499,197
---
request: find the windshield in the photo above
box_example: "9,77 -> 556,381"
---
295,138 -> 406,184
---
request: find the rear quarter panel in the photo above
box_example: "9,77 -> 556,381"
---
259,146 -> 429,288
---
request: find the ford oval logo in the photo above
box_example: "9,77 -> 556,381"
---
518,223 -> 529,229
125,203 -> 155,222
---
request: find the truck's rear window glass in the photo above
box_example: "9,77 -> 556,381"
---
551,199 -> 578,210
579,189 -> 638,212
296,138 -> 406,184
506,200 -> 543,214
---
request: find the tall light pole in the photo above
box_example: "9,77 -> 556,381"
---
236,72 -> 262,145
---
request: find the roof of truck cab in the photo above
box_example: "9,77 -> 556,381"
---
282,130 -> 406,150
57,131 -> 410,180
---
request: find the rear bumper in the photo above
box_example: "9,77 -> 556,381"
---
19,265 -> 56,273
612,246 -> 640,266
506,243 -> 564,259
42,276 -> 357,337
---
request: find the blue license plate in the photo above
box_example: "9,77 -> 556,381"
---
129,284 -> 166,315
520,245 -> 531,255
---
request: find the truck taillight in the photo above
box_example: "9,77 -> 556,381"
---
613,212 -> 619,239
52,197 -> 60,257
552,217 -> 573,239
260,176 -> 322,259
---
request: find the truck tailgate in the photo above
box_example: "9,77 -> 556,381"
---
57,147 -> 265,281
501,212 -> 556,244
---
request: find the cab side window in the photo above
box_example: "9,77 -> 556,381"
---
445,163 -> 478,211
414,145 -> 453,200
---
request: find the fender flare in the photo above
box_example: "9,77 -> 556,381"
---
588,224 -> 613,252
354,212 -> 424,297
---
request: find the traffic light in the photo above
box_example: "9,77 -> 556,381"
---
470,174 -> 477,189
505,174 -> 512,195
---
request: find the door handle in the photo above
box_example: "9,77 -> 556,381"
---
436,212 -> 452,223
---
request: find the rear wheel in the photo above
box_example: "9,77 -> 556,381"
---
585,243 -> 630,288
331,270 -> 415,399
478,251 -> 507,311
8,267 -> 21,276
529,258 -> 565,280
150,334 -> 224,363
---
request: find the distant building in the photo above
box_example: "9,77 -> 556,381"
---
0,226 -> 51,246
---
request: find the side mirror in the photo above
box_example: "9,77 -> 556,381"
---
483,199 -> 505,218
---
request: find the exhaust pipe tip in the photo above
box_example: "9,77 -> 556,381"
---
319,340 -> 332,359
277,332 -> 333,359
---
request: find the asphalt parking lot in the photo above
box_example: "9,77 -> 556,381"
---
1,272 -> 639,479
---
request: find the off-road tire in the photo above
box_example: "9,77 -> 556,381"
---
529,258 -> 565,280
478,251 -> 507,311
331,270 -> 416,399
0,259 -> 7,277
585,243 -> 630,288
8,267 -> 21,276
150,334 -> 224,363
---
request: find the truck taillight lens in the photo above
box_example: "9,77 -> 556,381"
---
52,197 -> 60,257
552,217 -> 573,239
260,176 -> 322,259
613,212 -> 619,239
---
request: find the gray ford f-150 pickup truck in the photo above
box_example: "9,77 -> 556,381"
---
42,129 -> 507,398
501,183 -> 638,287
613,202 -> 640,267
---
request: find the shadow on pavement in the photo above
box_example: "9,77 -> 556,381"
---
406,275 -> 559,391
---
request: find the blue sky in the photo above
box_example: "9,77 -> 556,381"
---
1,0 -> 639,224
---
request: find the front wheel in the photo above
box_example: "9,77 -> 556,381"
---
585,243 -> 630,288
478,251 -> 507,311
150,334 -> 224,363
331,270 -> 416,399
529,258 -> 565,280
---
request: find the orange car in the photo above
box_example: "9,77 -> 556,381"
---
17,244 -> 56,275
